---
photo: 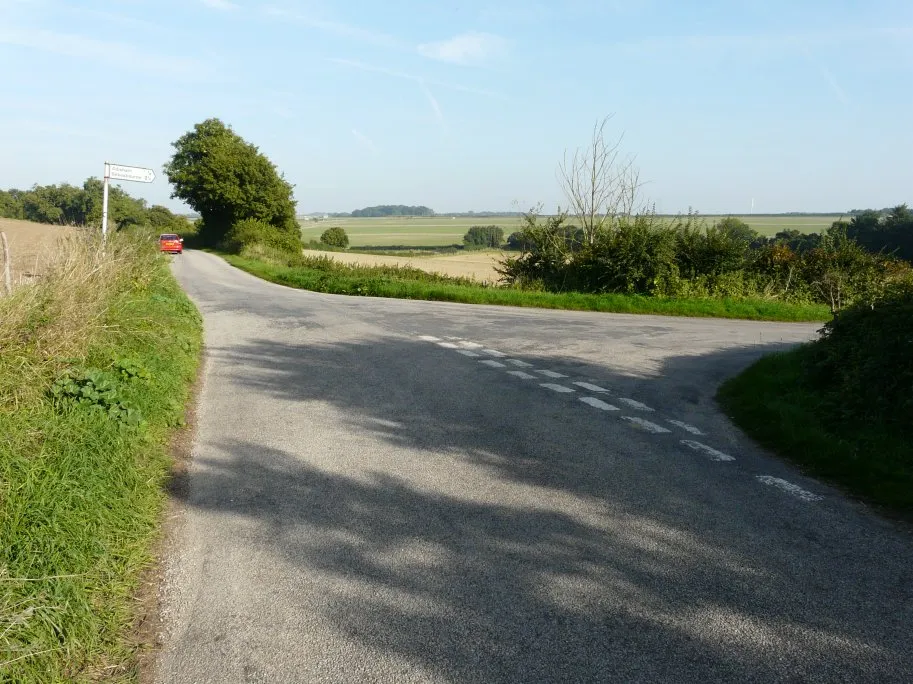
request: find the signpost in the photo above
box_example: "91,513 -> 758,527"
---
102,162 -> 156,242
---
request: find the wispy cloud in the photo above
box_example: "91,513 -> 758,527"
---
418,31 -> 506,66
201,0 -> 239,10
351,128 -> 378,153
328,57 -> 507,100
818,65 -> 849,105
0,26 -> 205,78
265,7 -> 400,48
418,81 -> 446,130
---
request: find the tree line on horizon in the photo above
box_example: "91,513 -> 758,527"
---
0,181 -> 188,233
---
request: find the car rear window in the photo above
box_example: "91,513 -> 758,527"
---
160,234 -> 179,240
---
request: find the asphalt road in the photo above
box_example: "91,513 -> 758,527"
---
157,250 -> 913,683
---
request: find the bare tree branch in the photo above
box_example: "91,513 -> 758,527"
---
558,116 -> 644,247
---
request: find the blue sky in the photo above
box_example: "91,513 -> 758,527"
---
1,0 -> 911,214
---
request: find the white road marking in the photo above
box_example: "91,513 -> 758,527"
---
681,440 -> 735,462
573,382 -> 610,393
580,397 -> 619,411
457,341 -> 483,349
437,342 -> 460,349
444,336 -> 462,340
618,398 -> 655,412
457,350 -> 481,357
479,360 -> 507,368
537,370 -> 568,379
482,349 -> 507,357
756,476 -> 823,502
622,417 -> 671,434
507,359 -> 533,368
668,420 -> 704,435
541,383 -> 575,393
419,336 -> 441,342
507,371 -> 537,380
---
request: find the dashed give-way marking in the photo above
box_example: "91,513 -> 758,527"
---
457,350 -> 481,357
622,417 -> 671,434
507,370 -> 537,380
541,383 -> 575,393
507,359 -> 533,368
483,349 -> 507,358
573,382 -> 609,393
537,370 -> 568,379
480,359 -> 506,368
681,440 -> 735,462
618,398 -> 655,412
419,336 -> 441,342
437,342 -> 460,349
457,341 -> 483,349
580,397 -> 619,411
668,420 -> 703,435
756,476 -> 823,502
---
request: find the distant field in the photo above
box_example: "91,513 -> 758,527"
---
298,215 -> 844,247
306,248 -> 506,283
0,218 -> 74,286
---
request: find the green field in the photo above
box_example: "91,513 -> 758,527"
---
298,215 -> 844,247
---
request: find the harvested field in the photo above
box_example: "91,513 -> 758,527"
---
0,218 -> 75,287
306,248 -> 506,283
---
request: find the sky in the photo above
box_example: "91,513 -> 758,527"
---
1,0 -> 912,215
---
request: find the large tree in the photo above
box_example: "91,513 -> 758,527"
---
164,118 -> 298,246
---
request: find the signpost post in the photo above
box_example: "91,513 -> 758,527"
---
102,162 -> 156,243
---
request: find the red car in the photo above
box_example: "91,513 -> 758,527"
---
159,234 -> 183,254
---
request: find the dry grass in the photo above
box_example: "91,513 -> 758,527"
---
306,248 -> 505,283
0,218 -> 75,286
0,230 -> 156,410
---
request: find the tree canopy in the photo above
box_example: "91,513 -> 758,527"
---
164,118 -> 298,246
351,205 -> 434,217
0,180 -> 185,233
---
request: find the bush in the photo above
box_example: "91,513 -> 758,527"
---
499,209 -> 912,310
506,231 -> 532,251
811,284 -> 913,429
463,225 -> 504,249
320,226 -> 349,248
223,218 -> 303,255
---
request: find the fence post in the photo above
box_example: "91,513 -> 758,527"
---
1,231 -> 11,295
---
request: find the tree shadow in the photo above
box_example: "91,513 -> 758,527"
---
173,335 -> 913,682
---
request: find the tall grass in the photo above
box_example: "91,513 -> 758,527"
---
0,230 -> 202,680
224,250 -> 831,322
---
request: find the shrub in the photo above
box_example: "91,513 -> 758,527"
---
506,231 -> 532,251
463,225 -> 504,249
320,226 -> 350,248
223,218 -> 303,255
810,284 -> 913,429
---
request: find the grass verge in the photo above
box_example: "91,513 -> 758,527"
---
0,231 -> 202,680
223,252 -> 830,322
718,346 -> 912,517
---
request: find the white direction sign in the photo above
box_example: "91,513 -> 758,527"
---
106,163 -> 155,183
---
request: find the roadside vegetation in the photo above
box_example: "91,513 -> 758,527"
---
213,117 -> 908,322
224,249 -> 829,321
0,229 -> 201,679
719,283 -> 913,516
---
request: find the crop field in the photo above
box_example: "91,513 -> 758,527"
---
0,218 -> 74,286
298,215 -> 844,247
306,248 -> 507,283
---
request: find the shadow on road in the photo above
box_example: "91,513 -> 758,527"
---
172,334 -> 913,681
